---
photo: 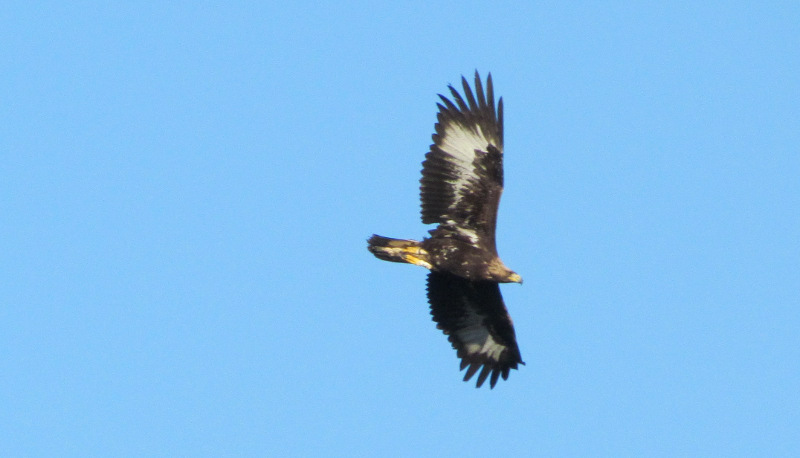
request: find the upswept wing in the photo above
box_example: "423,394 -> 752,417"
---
426,272 -> 523,389
420,71 -> 504,252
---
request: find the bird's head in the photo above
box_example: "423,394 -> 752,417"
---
489,259 -> 523,284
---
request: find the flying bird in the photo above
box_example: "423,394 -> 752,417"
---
367,71 -> 524,389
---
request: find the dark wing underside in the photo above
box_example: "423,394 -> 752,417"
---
420,71 -> 505,253
426,271 -> 523,388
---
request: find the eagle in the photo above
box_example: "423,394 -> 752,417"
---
367,71 -> 524,389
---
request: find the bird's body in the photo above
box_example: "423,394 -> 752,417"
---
367,72 -> 524,388
368,234 -> 520,283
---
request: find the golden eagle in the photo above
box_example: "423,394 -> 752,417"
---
367,72 -> 524,388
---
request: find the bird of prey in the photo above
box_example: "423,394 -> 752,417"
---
368,71 -> 524,389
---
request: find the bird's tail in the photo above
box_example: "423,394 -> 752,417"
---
367,234 -> 432,269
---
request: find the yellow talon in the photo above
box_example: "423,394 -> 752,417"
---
406,256 -> 433,269
403,254 -> 433,269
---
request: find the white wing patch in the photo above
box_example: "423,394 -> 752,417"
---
435,123 -> 493,245
446,225 -> 478,244
439,123 -> 489,163
456,323 -> 507,363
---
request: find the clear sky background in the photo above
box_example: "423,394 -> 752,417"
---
2,2 -> 799,456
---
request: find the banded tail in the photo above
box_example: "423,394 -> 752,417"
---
367,235 -> 432,269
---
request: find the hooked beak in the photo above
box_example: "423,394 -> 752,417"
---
508,273 -> 523,284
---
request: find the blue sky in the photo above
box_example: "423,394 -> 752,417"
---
2,1 -> 799,456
